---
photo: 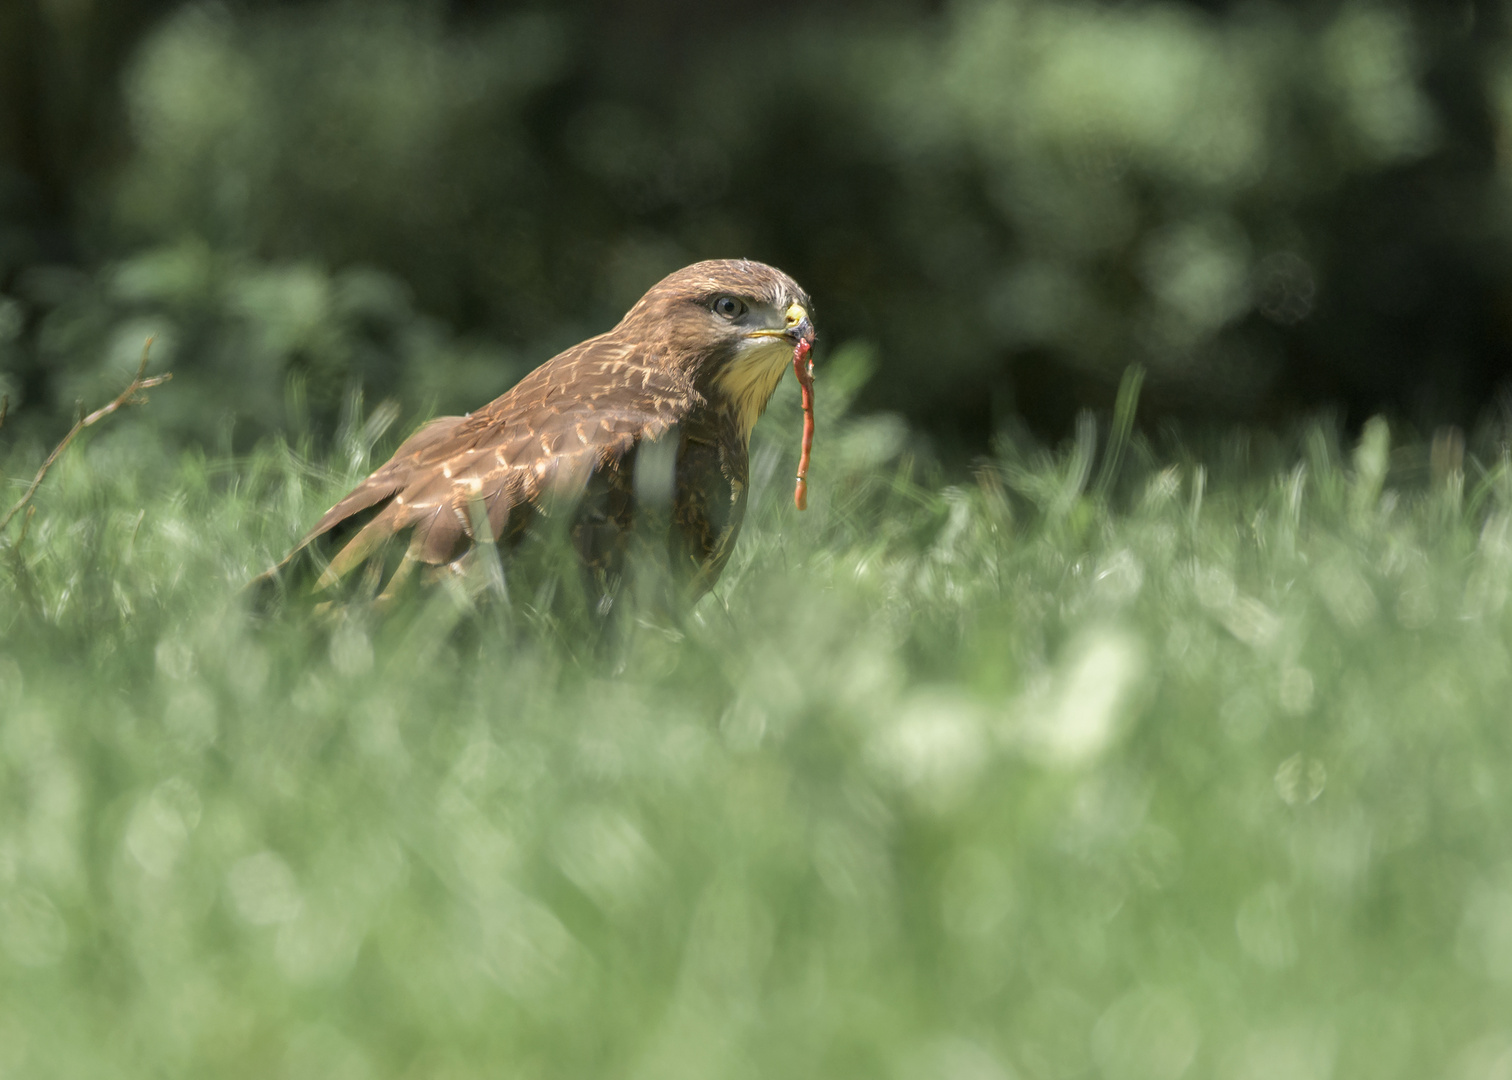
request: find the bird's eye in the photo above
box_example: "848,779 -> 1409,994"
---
712,296 -> 746,319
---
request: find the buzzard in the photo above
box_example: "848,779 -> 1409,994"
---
267,259 -> 816,611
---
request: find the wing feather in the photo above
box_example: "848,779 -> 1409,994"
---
301,415 -> 468,544
281,334 -> 700,592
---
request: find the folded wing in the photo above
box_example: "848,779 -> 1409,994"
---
281,335 -> 700,594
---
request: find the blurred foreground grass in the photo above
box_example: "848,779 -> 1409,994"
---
5,368 -> 1512,1079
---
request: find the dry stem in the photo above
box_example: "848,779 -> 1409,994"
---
0,337 -> 172,539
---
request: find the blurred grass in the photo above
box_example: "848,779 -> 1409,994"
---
5,367 -> 1512,1078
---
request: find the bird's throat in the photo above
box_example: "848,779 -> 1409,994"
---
715,342 -> 792,440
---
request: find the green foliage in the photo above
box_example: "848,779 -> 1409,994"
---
5,377 -> 1512,1076
817,0 -> 1428,396
4,241 -> 520,448
5,0 -> 1512,441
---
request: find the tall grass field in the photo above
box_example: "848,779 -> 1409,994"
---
4,356 -> 1512,1079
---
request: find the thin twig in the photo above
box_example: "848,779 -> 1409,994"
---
0,337 -> 172,539
0,394 -> 9,435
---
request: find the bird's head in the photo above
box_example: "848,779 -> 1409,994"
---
619,258 -> 816,438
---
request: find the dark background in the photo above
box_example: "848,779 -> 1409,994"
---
3,0 -> 1511,451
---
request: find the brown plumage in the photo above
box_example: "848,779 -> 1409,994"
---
267,259 -> 816,609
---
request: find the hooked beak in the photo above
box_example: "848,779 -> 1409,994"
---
746,302 -> 816,345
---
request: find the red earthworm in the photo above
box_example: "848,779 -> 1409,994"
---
792,336 -> 814,511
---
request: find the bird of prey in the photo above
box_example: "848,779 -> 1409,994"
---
267,259 -> 816,611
